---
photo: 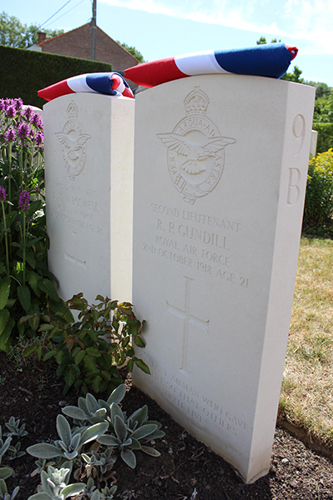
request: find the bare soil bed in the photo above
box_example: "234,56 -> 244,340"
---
1,352 -> 333,500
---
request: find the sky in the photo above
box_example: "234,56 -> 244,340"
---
5,0 -> 333,87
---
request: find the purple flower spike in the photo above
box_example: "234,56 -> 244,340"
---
0,187 -> 6,201
14,98 -> 23,111
32,113 -> 43,129
5,106 -> 16,118
18,190 -> 30,210
5,127 -> 16,142
35,131 -> 44,148
18,122 -> 30,139
24,106 -> 33,121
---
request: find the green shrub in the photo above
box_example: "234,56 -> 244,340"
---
303,149 -> 333,235
312,123 -> 333,154
22,293 -> 149,395
0,46 -> 112,109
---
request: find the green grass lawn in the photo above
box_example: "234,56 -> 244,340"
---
280,236 -> 333,446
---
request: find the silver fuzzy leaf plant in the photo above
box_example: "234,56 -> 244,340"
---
62,384 -> 127,428
96,408 -> 163,469
0,479 -> 19,500
0,426 -> 12,481
62,384 -> 165,469
81,448 -> 115,477
28,463 -> 85,500
4,417 -> 28,439
78,477 -> 117,499
27,415 -> 108,461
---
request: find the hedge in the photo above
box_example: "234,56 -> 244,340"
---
0,45 -> 112,108
312,122 -> 333,154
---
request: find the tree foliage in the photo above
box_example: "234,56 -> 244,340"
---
305,82 -> 332,99
256,36 -> 281,45
0,11 -> 63,48
281,65 -> 304,83
302,81 -> 333,123
313,92 -> 333,123
117,41 -> 144,63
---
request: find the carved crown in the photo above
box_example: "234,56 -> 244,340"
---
67,101 -> 79,119
184,87 -> 209,116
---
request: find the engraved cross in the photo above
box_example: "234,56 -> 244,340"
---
166,276 -> 209,374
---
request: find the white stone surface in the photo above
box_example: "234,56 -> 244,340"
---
44,93 -> 134,305
132,75 -> 315,483
310,129 -> 318,157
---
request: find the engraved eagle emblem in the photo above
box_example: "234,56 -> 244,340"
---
56,131 -> 91,163
157,133 -> 235,174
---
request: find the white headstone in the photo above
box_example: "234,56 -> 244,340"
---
44,93 -> 134,304
310,129 -> 318,157
132,75 -> 315,484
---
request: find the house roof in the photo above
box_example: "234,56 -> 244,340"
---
37,22 -> 140,65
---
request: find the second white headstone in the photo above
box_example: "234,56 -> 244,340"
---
132,75 -> 315,483
44,93 -> 134,305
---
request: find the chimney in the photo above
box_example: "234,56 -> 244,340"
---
38,32 -> 46,44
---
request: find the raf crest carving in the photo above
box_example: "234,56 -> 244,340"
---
56,101 -> 91,181
158,87 -> 236,205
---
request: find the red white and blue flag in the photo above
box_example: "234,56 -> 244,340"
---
38,72 -> 134,102
124,43 -> 298,88
38,44 -> 298,101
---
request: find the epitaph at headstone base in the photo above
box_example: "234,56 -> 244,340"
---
132,75 -> 315,483
44,94 -> 134,305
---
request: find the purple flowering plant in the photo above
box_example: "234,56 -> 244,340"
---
0,98 -> 60,352
18,189 -> 31,210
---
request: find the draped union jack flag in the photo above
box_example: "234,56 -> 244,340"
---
38,72 -> 134,102
123,43 -> 298,88
38,43 -> 298,101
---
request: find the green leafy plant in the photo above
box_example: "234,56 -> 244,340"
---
303,149 -> 333,235
312,123 -> 333,154
22,294 -> 149,395
0,98 -> 61,352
